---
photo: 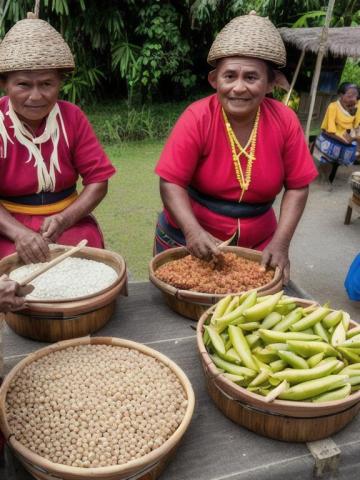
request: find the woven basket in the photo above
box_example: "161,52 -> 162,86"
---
0,246 -> 127,342
0,336 -> 195,480
149,246 -> 283,320
197,302 -> 360,442
0,15 -> 74,73
207,12 -> 286,67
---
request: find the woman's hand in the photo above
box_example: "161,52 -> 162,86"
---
261,187 -> 309,285
0,274 -> 26,312
40,213 -> 69,243
15,230 -> 50,264
159,180 -> 222,260
185,226 -> 220,260
342,131 -> 353,144
39,182 -> 108,244
261,239 -> 290,285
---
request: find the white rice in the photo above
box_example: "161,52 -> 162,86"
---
10,257 -> 118,300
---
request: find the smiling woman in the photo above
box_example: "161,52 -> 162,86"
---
0,10 -> 115,264
153,12 -> 318,284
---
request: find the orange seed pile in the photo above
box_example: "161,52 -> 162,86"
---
155,253 -> 274,294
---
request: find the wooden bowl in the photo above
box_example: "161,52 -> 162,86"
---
0,336 -> 195,480
196,300 -> 360,442
0,246 -> 128,342
149,246 -> 283,320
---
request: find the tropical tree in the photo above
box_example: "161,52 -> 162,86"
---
0,1 -> 358,104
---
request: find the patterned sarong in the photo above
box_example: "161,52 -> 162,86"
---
154,212 -> 186,254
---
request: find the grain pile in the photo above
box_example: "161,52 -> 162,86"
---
155,252 -> 274,294
6,344 -> 188,468
9,258 -> 118,300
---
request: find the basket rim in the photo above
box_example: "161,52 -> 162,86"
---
196,301 -> 360,418
0,336 -> 195,476
149,246 -> 283,304
0,245 -> 126,305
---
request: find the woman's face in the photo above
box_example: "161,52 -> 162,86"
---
340,87 -> 358,112
2,70 -> 61,128
208,56 -> 273,122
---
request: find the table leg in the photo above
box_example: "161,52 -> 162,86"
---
344,205 -> 353,225
329,163 -> 339,184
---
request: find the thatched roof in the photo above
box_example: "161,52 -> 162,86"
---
279,27 -> 360,58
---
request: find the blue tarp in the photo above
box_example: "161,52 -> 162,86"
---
345,254 -> 360,301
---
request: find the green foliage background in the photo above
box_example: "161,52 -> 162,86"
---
1,0 -> 358,105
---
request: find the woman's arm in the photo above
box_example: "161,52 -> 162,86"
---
0,204 -> 50,263
160,179 -> 220,259
40,181 -> 108,243
261,186 -> 309,284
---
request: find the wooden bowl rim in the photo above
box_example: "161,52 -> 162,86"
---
0,336 -> 195,477
149,246 -> 283,304
196,300 -> 360,417
0,245 -> 126,305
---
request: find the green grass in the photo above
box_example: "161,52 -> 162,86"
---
94,140 -> 163,280
84,95 -> 209,143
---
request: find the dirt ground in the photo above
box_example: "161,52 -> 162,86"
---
279,163 -> 360,321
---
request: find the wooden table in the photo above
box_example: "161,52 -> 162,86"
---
1,282 -> 360,480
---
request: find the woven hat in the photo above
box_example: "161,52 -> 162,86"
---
0,11 -> 74,73
207,12 -> 286,68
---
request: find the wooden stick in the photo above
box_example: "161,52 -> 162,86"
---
19,240 -> 88,286
284,49 -> 305,106
34,0 -> 40,18
218,232 -> 237,248
305,0 -> 336,143
183,232 -> 236,256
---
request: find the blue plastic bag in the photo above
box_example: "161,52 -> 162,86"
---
344,254 -> 360,301
315,133 -> 357,166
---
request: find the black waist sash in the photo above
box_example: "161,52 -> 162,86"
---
0,185 -> 76,206
187,186 -> 274,218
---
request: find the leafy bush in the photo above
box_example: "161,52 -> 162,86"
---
86,99 -> 194,143
341,59 -> 360,86
61,66 -> 105,105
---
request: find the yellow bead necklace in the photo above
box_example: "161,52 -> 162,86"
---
222,107 -> 260,201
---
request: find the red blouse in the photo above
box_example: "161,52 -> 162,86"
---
0,97 -> 116,257
0,97 -> 115,196
155,94 -> 317,249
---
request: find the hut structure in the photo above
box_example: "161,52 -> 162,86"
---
279,26 -> 360,139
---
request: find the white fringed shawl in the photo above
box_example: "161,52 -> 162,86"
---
1,101 -> 69,193
0,110 -> 13,158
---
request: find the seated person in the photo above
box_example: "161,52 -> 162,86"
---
0,13 -> 115,264
313,82 -> 360,184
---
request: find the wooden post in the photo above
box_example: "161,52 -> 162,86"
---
34,0 -> 40,18
305,0 -> 336,142
284,49 -> 306,106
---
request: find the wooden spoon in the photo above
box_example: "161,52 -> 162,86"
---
18,239 -> 88,287
218,231 -> 237,248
